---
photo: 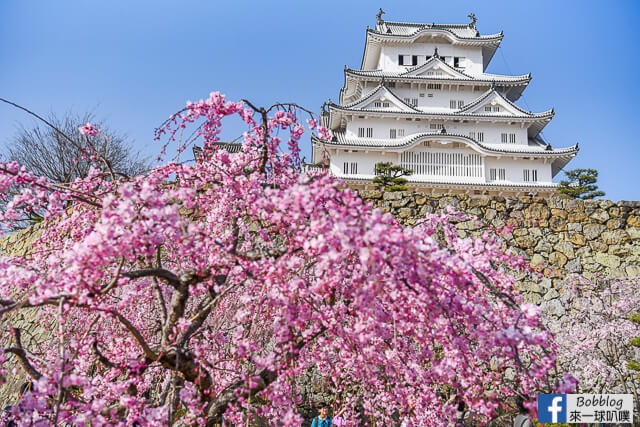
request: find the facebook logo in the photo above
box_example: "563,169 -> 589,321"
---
538,394 -> 567,423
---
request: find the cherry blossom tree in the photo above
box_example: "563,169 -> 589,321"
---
550,275 -> 640,415
0,92 -> 565,426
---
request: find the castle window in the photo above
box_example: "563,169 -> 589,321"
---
501,133 -> 508,143
485,106 -> 492,112
477,132 -> 484,142
429,123 -> 444,130
427,83 -> 442,90
343,162 -> 358,175
398,55 -> 418,66
404,98 -> 418,107
489,168 -> 506,181
493,105 -> 500,112
358,127 -> 374,138
523,169 -> 538,182
509,133 -> 516,143
451,100 -> 464,109
389,128 -> 405,139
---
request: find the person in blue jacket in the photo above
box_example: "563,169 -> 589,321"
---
311,403 -> 332,427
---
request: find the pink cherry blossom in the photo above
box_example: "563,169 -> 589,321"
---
78,122 -> 99,137
0,93 -> 563,426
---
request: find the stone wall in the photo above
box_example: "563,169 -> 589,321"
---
0,225 -> 44,406
359,191 -> 640,319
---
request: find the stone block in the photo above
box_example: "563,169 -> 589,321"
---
601,230 -> 630,245
594,252 -> 621,269
628,215 -> 640,228
588,241 -> 609,253
549,216 -> 566,231
548,251 -> 568,268
590,209 -> 610,223
544,288 -> 560,301
606,218 -> 625,229
626,265 -> 640,277
608,245 -> 631,257
565,258 -> 583,274
438,196 -> 460,209
583,223 -> 606,240
398,208 -> 413,218
542,299 -> 566,317
550,208 -> 568,219
554,241 -> 575,258
567,209 -> 587,222
566,232 -> 586,246
627,227 -> 640,240
567,222 -> 583,232
530,254 -> 546,269
391,198 -> 410,208
383,191 -> 404,200
525,203 -> 551,221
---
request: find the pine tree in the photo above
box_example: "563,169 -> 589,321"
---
557,168 -> 605,199
372,162 -> 413,192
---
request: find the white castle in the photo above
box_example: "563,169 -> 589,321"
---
311,11 -> 578,195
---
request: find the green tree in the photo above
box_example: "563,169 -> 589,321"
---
372,162 -> 413,192
557,168 -> 605,200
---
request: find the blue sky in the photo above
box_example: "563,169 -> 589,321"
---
1,1 -> 638,201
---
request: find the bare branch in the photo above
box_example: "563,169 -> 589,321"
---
5,328 -> 43,380
123,268 -> 181,287
99,257 -> 126,295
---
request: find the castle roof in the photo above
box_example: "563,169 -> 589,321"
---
328,84 -> 554,138
312,131 -> 577,176
362,17 -> 503,70
345,66 -> 530,84
341,61 -> 530,103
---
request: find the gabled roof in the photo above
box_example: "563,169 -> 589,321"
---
344,67 -> 530,83
340,67 -> 531,104
341,82 -> 420,112
362,17 -> 503,71
373,20 -> 502,41
327,98 -> 554,138
400,55 -> 472,79
457,87 -> 553,118
314,130 -> 577,156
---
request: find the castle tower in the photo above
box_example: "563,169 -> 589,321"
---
312,11 -> 578,195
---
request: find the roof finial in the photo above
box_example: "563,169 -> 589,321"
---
433,47 -> 440,59
490,81 -> 496,90
468,12 -> 477,29
376,8 -> 385,24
